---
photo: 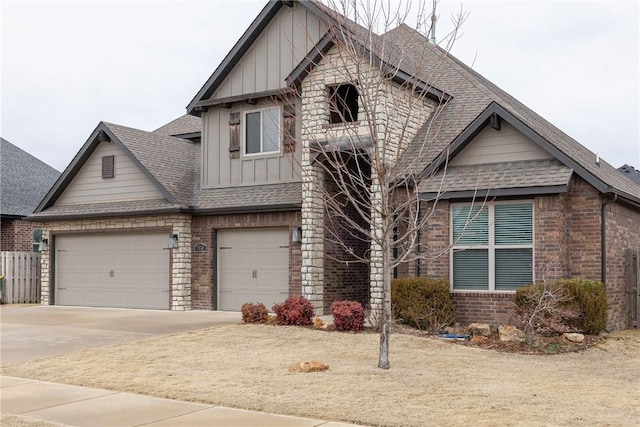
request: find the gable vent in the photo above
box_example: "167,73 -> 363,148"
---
102,155 -> 115,179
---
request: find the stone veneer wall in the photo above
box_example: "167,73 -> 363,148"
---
604,201 -> 640,329
300,44 -> 436,314
40,214 -> 192,310
415,176 -> 635,328
1,218 -> 43,252
190,211 -> 302,310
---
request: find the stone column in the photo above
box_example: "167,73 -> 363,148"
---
301,160 -> 325,314
369,178 -> 384,315
171,214 -> 192,311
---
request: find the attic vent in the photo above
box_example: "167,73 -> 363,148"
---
102,155 -> 115,179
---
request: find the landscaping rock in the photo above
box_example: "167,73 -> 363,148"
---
471,335 -> 489,344
313,318 -> 329,329
498,325 -> 526,343
288,360 -> 329,373
563,333 -> 585,343
468,323 -> 491,337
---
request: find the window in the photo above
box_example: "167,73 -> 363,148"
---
244,107 -> 280,155
328,84 -> 358,124
451,202 -> 533,291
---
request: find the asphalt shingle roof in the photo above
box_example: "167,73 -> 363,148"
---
31,199 -> 179,219
153,115 -> 201,137
618,164 -> 640,186
381,24 -> 640,202
418,159 -> 573,196
1,138 -> 60,217
193,183 -> 302,212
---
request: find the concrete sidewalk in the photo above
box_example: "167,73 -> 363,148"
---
1,376 -> 361,427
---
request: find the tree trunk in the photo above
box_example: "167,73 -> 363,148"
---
378,233 -> 392,369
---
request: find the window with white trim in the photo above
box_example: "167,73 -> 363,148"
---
451,201 -> 533,291
244,107 -> 280,155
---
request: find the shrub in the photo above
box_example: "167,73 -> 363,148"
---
331,300 -> 365,332
272,296 -> 315,326
391,278 -> 455,333
241,302 -> 268,324
514,278 -> 608,336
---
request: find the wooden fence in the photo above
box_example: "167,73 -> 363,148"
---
0,251 -> 41,304
626,248 -> 640,329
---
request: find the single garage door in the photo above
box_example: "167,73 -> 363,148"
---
218,228 -> 289,311
55,233 -> 169,309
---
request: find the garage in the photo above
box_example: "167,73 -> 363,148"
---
218,228 -> 289,311
55,232 -> 170,309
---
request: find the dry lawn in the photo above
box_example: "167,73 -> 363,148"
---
2,324 -> 639,427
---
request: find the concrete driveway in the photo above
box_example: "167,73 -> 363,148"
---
0,305 -> 240,367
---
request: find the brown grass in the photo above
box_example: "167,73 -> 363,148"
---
3,325 -> 639,427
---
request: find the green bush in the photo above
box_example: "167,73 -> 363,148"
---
391,278 -> 455,333
514,278 -> 608,335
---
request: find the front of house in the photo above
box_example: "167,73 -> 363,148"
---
31,0 -> 639,330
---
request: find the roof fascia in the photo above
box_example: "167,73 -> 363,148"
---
419,184 -> 569,201
420,102 -> 610,193
186,1 -> 286,115
27,206 -> 184,222
191,204 -> 301,216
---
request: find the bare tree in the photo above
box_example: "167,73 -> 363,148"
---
286,0 -> 468,369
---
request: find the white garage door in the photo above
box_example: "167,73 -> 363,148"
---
55,233 -> 170,309
218,228 -> 289,311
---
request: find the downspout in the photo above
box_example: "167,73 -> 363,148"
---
600,193 -> 618,287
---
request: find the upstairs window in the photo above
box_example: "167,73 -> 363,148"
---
244,107 -> 280,155
328,84 -> 359,124
451,202 -> 533,291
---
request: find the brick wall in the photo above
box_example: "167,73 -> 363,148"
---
40,214 -> 192,310
411,176 -> 636,329
191,211 -> 302,310
323,169 -> 369,312
605,201 -> 640,330
1,218 -> 43,252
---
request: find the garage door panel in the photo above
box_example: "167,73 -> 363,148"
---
55,233 -> 169,309
218,228 -> 290,311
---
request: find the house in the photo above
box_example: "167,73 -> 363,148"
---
31,1 -> 639,329
1,138 -> 60,252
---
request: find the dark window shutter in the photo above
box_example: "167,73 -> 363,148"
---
102,155 -> 115,178
283,104 -> 296,153
229,112 -> 240,158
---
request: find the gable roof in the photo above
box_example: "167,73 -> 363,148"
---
0,138 -> 60,217
153,114 -> 201,139
33,122 -> 199,216
381,24 -> 640,205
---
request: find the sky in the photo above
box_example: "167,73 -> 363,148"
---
1,0 -> 639,172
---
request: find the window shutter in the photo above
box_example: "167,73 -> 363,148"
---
102,155 -> 114,178
229,112 -> 240,159
283,104 -> 296,153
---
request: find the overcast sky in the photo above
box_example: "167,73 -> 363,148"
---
1,0 -> 638,172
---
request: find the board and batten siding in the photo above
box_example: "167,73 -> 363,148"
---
202,99 -> 301,188
210,4 -> 328,100
449,122 -> 552,166
55,141 -> 165,205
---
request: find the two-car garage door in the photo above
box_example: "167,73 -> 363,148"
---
55,233 -> 169,309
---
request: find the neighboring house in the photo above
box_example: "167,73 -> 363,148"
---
618,164 -> 640,185
31,1 -> 639,330
1,138 -> 60,251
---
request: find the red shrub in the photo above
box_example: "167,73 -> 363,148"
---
331,300 -> 365,332
241,302 -> 268,324
272,296 -> 315,326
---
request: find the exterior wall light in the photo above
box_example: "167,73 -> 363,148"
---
168,233 -> 179,249
292,226 -> 302,243
39,238 -> 49,252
